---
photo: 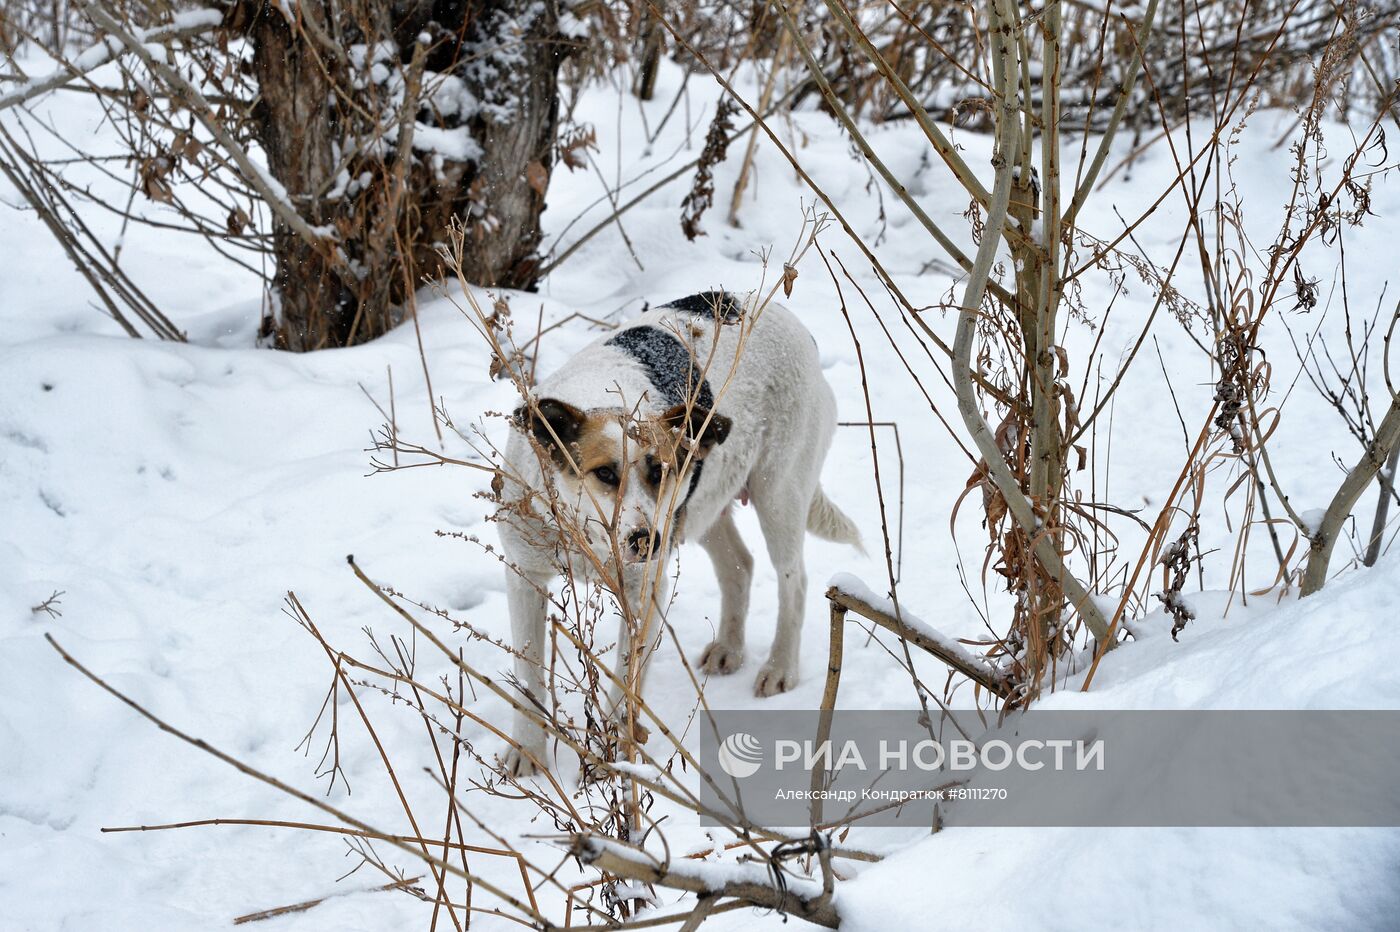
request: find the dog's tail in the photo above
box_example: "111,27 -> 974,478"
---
807,486 -> 865,553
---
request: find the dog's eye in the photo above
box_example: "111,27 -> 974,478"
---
647,460 -> 664,485
593,465 -> 619,486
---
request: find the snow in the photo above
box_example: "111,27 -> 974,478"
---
611,761 -> 665,781
0,8 -> 222,111
577,835 -> 826,900
3,50 -> 1399,931
421,71 -> 480,120
168,9 -> 226,31
1299,507 -> 1328,536
839,560 -> 1400,931
410,123 -> 483,163
828,571 -> 997,678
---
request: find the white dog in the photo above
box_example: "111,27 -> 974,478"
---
497,292 -> 860,775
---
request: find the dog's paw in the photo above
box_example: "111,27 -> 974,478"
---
501,745 -> 545,778
699,640 -> 744,675
753,660 -> 797,697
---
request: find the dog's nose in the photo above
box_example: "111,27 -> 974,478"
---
626,528 -> 660,558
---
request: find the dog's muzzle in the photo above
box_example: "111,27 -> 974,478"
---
625,528 -> 661,561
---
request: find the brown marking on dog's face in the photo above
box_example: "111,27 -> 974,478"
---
572,413 -> 627,486
522,401 -> 732,563
660,403 -> 732,457
515,397 -> 587,471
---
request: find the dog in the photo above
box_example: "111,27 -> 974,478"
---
497,291 -> 861,775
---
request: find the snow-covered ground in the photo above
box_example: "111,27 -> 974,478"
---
3,56 -> 1399,929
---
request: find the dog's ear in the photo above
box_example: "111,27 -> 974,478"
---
515,397 -> 586,451
661,404 -> 731,457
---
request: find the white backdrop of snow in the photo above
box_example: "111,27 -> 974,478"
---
2,55 -> 1398,930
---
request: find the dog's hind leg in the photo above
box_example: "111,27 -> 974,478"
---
504,569 -> 552,776
699,507 -> 753,675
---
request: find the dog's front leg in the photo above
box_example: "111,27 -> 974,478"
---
504,570 -> 551,776
605,563 -> 668,743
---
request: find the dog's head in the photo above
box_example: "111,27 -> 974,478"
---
514,397 -> 731,564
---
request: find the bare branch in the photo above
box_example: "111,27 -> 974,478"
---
950,0 -> 1112,645
1301,392 -> 1400,595
0,10 -> 222,114
567,835 -> 840,928
75,1 -> 328,249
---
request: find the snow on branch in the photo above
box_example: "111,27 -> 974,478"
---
827,574 -> 1012,698
0,9 -> 223,114
566,834 -> 839,928
74,2 -> 328,249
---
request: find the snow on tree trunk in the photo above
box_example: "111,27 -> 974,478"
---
244,1 -> 565,351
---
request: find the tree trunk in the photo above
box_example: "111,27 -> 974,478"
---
243,1 -> 565,351
447,1 -> 564,290
248,4 -> 349,351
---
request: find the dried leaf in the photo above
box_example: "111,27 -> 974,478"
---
559,124 -> 597,171
466,175 -> 489,208
142,176 -> 173,203
226,206 -> 250,236
525,160 -> 548,196
781,263 -> 798,298
680,98 -> 738,241
491,296 -> 511,325
138,157 -> 174,204
171,132 -> 203,164
985,488 -> 1007,530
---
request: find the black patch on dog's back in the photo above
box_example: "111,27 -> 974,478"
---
657,291 -> 743,323
606,326 -> 715,411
